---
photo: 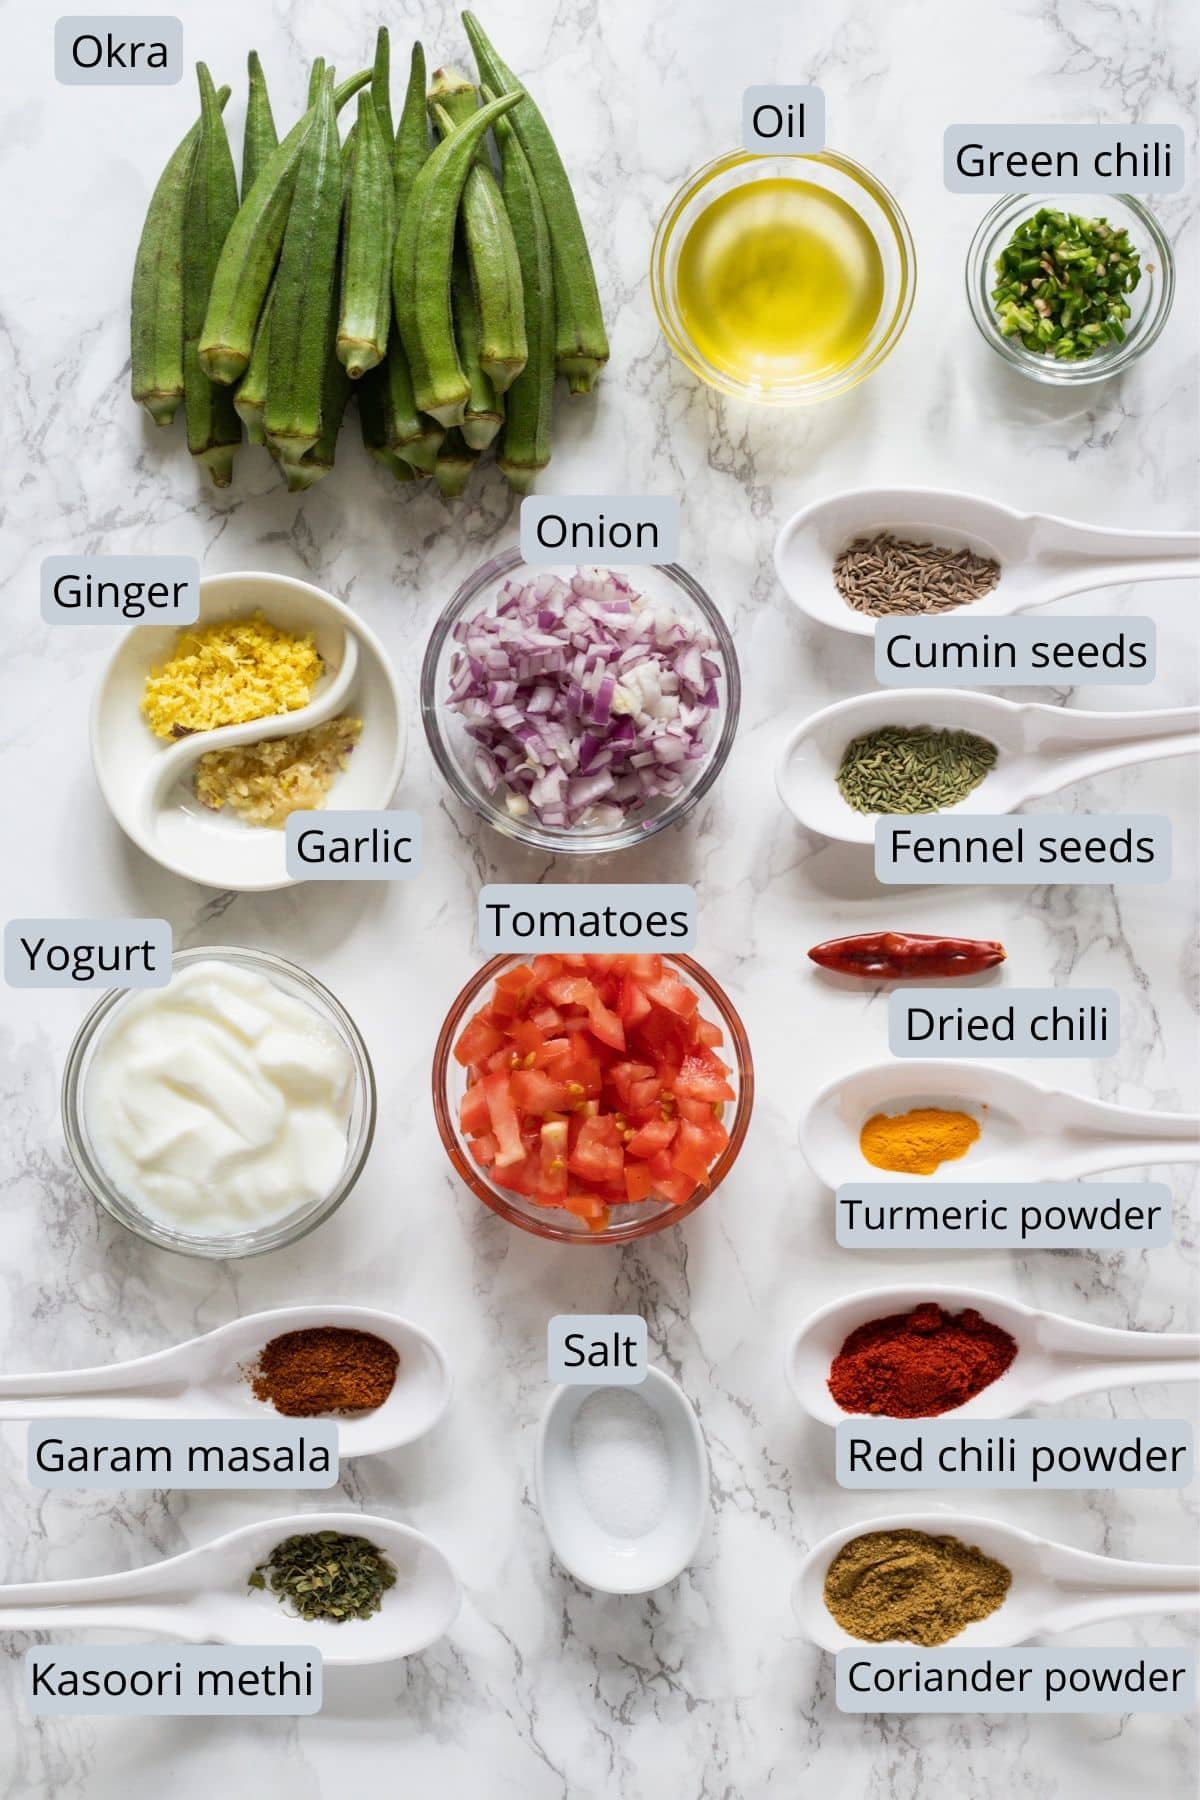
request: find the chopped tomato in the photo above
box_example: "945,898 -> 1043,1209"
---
510,1069 -> 573,1115
459,1081 -> 490,1136
569,1115 -> 624,1183
625,1117 -> 677,1159
453,1015 -> 506,1068
451,955 -> 741,1226
643,971 -> 699,1018
482,1070 -> 525,1167
618,976 -> 652,1027
624,1162 -> 656,1204
674,1049 -> 736,1104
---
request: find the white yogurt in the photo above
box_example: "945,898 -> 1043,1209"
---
84,959 -> 355,1237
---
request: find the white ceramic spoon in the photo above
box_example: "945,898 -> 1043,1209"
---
139,632 -> 360,832
775,486 -> 1200,640
777,687 -> 1198,846
793,1510 -> 1200,1652
801,1060 -> 1200,1189
787,1284 -> 1200,1425
536,1367 -> 708,1595
0,1307 -> 451,1458
0,1510 -> 460,1666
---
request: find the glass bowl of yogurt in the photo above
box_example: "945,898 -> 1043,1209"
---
61,947 -> 376,1258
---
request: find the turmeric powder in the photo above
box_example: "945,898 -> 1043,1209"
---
859,1106 -> 980,1176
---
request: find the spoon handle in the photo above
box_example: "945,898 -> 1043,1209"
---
0,1393 -> 187,1421
0,1600 -> 187,1636
1035,518 -> 1200,593
1040,1542 -> 1200,1635
1060,1135 -> 1200,1178
0,1346 -> 189,1403
1040,1354 -> 1200,1404
1020,705 -> 1199,799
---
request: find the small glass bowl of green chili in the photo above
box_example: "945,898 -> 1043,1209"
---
966,193 -> 1174,384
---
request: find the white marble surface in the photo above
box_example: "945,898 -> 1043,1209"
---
0,0 -> 1197,1794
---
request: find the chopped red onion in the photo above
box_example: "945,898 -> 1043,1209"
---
447,567 -> 723,830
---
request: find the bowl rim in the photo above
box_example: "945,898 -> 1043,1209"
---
534,1364 -> 710,1592
964,191 -> 1176,385
89,569 -> 408,892
61,945 -> 377,1259
649,145 -> 917,405
432,951 -> 755,1244
419,548 -> 742,855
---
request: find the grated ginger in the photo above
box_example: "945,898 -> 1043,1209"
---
194,718 -> 362,829
141,613 -> 324,739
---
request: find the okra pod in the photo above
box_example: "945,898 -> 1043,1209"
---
379,39 -> 442,471
199,68 -> 370,385
358,380 -> 421,482
306,58 -> 326,108
452,246 -> 503,449
370,27 -> 393,146
242,52 -> 278,200
393,42 -> 429,204
464,12 -> 608,393
281,299 -> 353,490
265,73 -> 343,460
130,84 -> 230,425
358,350 -> 443,472
233,277 -> 275,444
337,90 -> 395,379
392,89 -> 520,427
430,71 -> 527,395
433,427 -> 478,500
493,109 -> 554,491
182,64 -> 242,486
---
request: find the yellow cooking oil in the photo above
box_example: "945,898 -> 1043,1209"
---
675,177 -> 885,386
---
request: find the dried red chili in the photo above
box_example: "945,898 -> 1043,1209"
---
808,932 -> 1006,981
249,1327 -> 399,1417
828,1302 -> 1017,1417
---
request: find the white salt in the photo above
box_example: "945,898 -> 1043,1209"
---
570,1388 -> 671,1539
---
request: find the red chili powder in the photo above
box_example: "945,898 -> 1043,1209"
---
828,1302 -> 1017,1417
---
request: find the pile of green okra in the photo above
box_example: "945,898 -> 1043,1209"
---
131,14 -> 607,498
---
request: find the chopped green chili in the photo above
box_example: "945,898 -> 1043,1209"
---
991,207 -> 1143,360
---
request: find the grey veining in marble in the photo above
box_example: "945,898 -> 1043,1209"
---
0,0 -> 1197,1794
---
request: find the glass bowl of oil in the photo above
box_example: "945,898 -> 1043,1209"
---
650,149 -> 916,405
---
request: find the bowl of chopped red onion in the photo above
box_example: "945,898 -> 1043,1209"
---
420,551 -> 740,853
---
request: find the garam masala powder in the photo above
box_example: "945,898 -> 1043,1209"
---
250,1326 -> 400,1416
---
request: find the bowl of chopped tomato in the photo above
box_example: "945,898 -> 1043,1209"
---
433,953 -> 754,1242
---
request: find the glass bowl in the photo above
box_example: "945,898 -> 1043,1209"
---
966,192 -> 1175,385
420,550 -> 741,855
61,946 -> 377,1259
650,147 -> 916,405
432,953 -> 755,1245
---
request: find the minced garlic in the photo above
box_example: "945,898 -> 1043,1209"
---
194,717 -> 362,829
141,613 -> 324,739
